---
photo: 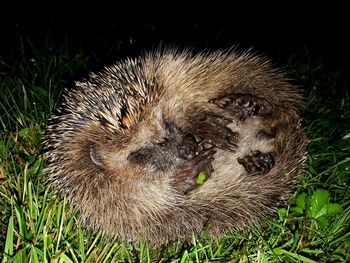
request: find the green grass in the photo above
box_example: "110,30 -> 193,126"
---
1,37 -> 349,262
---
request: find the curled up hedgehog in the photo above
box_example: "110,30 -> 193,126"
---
44,48 -> 307,244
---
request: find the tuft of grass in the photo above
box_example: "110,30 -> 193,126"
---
1,37 -> 349,262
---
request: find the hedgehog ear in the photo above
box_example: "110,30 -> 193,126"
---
89,146 -> 104,168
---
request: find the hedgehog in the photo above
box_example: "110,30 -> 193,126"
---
44,48 -> 307,244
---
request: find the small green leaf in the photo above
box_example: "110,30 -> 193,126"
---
309,189 -> 329,218
307,189 -> 343,228
316,216 -> 328,228
314,204 -> 328,219
327,203 -> 343,215
278,208 -> 287,220
295,192 -> 306,211
291,207 -> 304,215
196,171 -> 206,185
291,192 -> 306,215
19,127 -> 32,139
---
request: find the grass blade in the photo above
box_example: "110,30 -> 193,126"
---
2,215 -> 14,263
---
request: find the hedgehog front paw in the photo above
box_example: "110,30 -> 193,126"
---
210,93 -> 274,121
189,112 -> 238,152
172,146 -> 216,194
238,150 -> 275,175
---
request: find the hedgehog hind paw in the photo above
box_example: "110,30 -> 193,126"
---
210,93 -> 275,121
238,150 -> 276,175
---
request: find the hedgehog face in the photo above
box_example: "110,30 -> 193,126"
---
127,120 -> 200,172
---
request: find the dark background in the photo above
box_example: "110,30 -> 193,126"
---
1,4 -> 348,72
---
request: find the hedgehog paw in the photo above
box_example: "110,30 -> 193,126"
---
189,112 -> 238,152
210,93 -> 274,121
238,150 -> 275,175
172,147 -> 216,194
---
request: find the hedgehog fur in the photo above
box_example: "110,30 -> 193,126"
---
44,48 -> 307,244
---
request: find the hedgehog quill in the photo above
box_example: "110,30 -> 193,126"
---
44,48 -> 307,244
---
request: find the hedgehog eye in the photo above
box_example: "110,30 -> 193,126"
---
89,147 -> 104,168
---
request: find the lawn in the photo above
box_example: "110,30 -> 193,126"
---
0,34 -> 349,262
